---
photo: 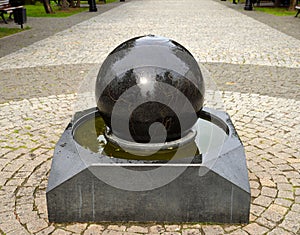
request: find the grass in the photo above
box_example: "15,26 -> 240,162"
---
0,0 -> 115,38
25,2 -> 88,17
254,7 -> 297,16
0,26 -> 30,38
25,0 -> 118,17
104,0 -> 118,3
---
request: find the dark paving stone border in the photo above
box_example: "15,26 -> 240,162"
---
0,62 -> 299,104
205,62 -> 300,101
0,63 -> 96,103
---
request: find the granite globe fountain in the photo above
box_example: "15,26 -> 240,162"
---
46,35 -> 250,223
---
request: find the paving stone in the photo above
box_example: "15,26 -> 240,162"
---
165,225 -> 181,232
51,229 -> 72,235
106,225 -> 126,232
5,228 -> 30,235
182,224 -> 201,229
270,204 -> 288,215
223,225 -> 240,233
276,183 -> 293,191
228,229 -> 248,235
253,195 -> 273,207
149,225 -> 165,233
202,225 -> 224,235
274,198 -> 293,208
26,218 -> 49,234
279,220 -> 300,233
0,220 -> 25,234
272,175 -> 289,184
291,203 -> 300,212
267,227 -> 293,235
251,189 -> 260,198
35,226 -> 55,235
261,187 -> 277,198
250,181 -> 260,189
182,228 -> 201,235
260,178 -> 276,188
0,211 -> 15,222
253,172 -> 273,181
102,230 -> 123,235
5,177 -> 24,186
277,164 -> 293,171
127,225 -> 148,233
243,223 -> 269,235
256,217 -> 276,229
65,223 -> 88,233
83,224 -> 105,235
285,171 -> 300,179
250,204 -> 265,217
248,172 -> 258,180
161,232 -> 181,235
269,158 -> 287,165
284,211 -> 300,222
278,190 -> 294,200
290,179 -> 300,187
249,213 -> 257,222
261,208 -> 284,223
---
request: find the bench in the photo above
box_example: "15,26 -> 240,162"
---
255,0 -> 274,6
255,0 -> 290,6
296,5 -> 300,17
0,0 -> 23,24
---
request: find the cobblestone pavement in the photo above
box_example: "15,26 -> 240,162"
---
218,0 -> 300,41
0,1 -> 128,57
0,0 -> 300,234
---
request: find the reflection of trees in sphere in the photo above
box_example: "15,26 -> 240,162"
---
95,35 -> 205,143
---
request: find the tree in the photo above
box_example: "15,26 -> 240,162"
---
61,0 -> 80,9
42,0 -> 53,13
61,0 -> 69,9
289,0 -> 297,10
274,0 -> 281,7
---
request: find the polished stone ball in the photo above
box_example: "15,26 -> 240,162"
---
95,35 -> 205,143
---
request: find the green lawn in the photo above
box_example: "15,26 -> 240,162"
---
26,0 -> 118,17
254,7 -> 297,16
25,2 -> 88,17
0,27 -> 29,38
0,0 -> 117,38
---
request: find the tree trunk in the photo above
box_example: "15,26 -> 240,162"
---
76,0 -> 80,7
69,0 -> 75,7
289,0 -> 297,10
274,0 -> 281,7
42,0 -> 53,13
61,0 -> 69,9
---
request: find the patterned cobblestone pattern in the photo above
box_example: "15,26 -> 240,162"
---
0,0 -> 299,234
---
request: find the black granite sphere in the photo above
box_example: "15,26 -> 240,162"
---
95,35 -> 205,143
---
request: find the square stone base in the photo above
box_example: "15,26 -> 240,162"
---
47,108 -> 250,223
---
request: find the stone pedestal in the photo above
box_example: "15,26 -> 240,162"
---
46,108 -> 250,223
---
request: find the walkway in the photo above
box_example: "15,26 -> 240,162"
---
0,0 -> 299,234
0,1 -> 129,57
